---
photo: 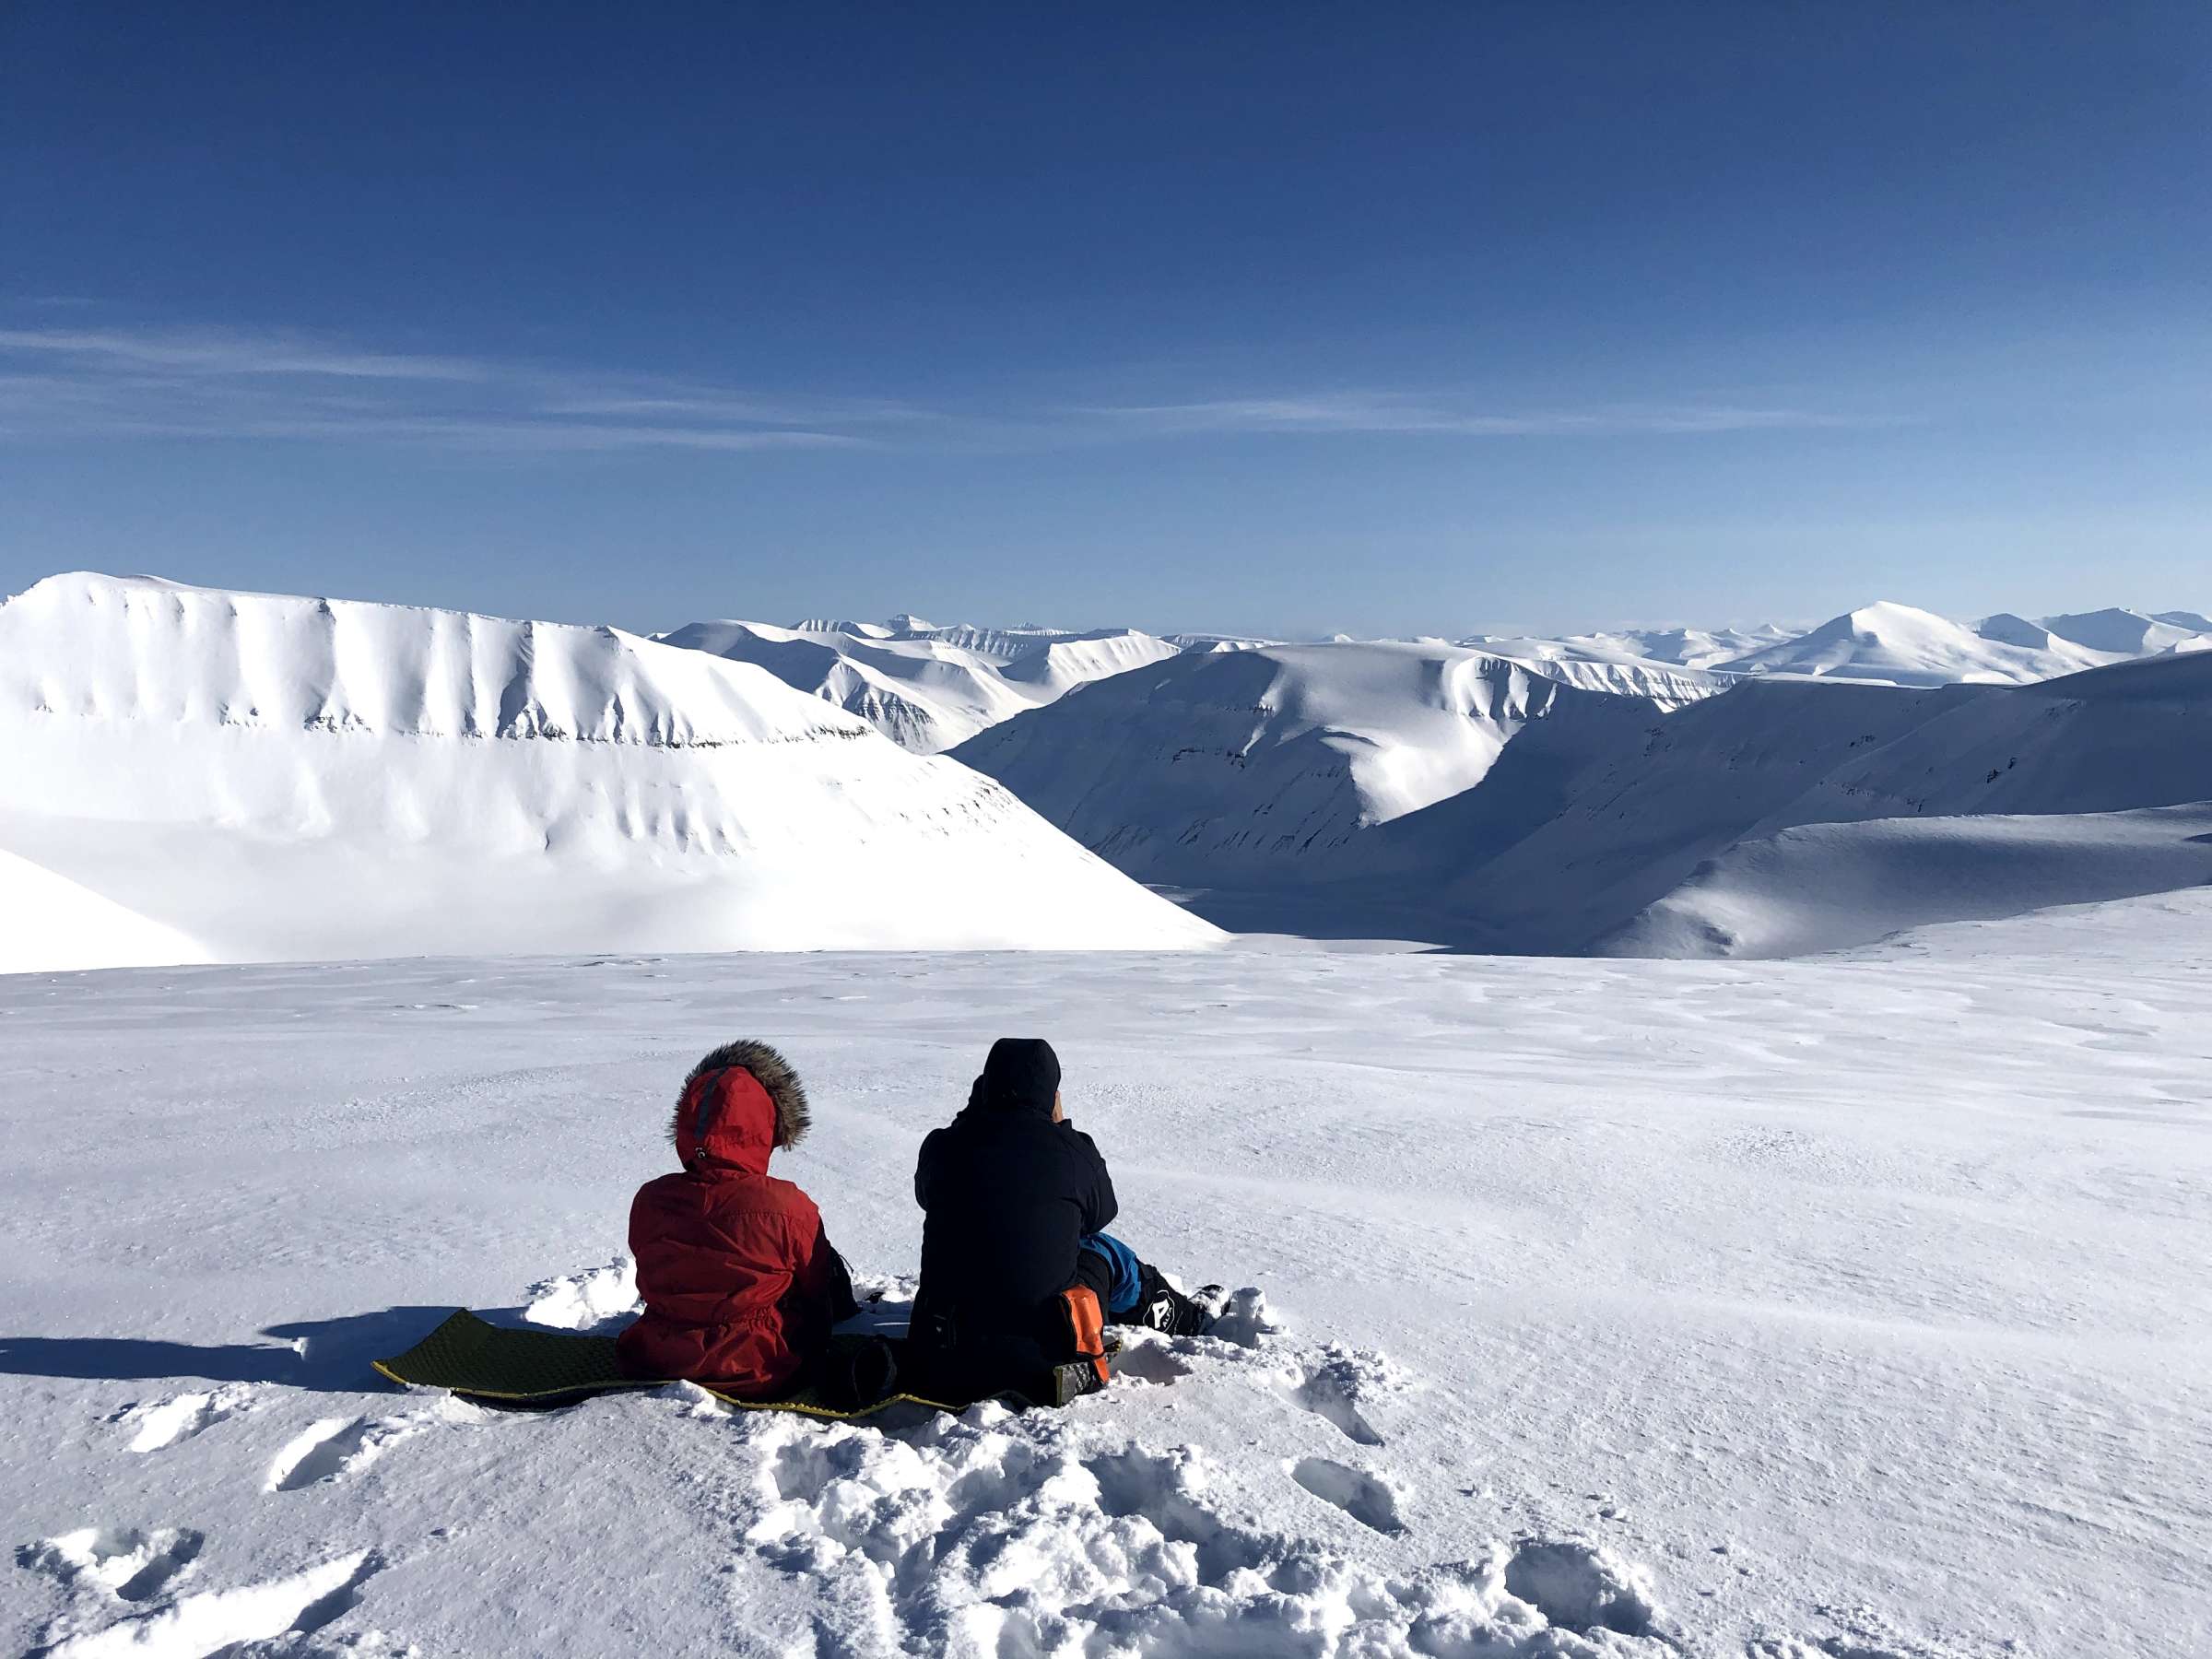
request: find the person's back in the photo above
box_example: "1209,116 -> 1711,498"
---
910,1038 -> 1217,1405
618,1040 -> 855,1397
913,1042 -> 1116,1341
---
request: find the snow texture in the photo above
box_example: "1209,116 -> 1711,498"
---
4,900 -> 2208,1656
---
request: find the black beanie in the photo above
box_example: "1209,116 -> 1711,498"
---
973,1037 -> 1061,1113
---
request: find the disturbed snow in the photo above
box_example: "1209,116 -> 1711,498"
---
4,895 -> 2208,1657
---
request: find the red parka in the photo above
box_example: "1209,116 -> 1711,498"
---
616,1053 -> 853,1396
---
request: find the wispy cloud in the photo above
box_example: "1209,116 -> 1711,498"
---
0,323 -> 888,453
1078,392 -> 1897,438
0,326 -> 489,382
0,316 -> 1894,457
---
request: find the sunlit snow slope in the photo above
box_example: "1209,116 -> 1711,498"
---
0,574 -> 1221,970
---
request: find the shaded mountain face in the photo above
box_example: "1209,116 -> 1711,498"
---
950,641 -> 1665,888
0,573 -> 1221,971
1336,651 -> 2212,955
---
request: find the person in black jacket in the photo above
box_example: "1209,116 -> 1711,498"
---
909,1037 -> 1218,1404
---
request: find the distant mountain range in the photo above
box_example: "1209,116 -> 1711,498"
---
652,599 -> 2209,756
4,573 -> 2206,971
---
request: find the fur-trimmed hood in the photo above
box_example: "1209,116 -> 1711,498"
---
671,1040 -> 810,1171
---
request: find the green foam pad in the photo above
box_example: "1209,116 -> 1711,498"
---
373,1309 -> 962,1418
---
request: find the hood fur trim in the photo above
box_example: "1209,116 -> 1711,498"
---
675,1040 -> 809,1150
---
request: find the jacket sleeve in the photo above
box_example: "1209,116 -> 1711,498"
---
1070,1129 -> 1118,1235
914,1126 -> 942,1211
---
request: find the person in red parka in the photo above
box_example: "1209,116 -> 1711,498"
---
616,1040 -> 856,1397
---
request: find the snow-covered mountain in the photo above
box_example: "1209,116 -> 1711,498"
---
950,641 -> 1668,887
8,571 -> 2207,968
1466,622 -> 1797,672
1713,600 -> 2118,685
0,574 -> 1220,971
658,614 -> 1182,753
1449,641 -> 1724,708
1350,649 -> 2212,955
2037,606 -> 2208,656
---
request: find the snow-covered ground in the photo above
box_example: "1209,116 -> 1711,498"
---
5,896 -> 2207,1657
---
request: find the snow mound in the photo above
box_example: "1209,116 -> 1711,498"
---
953,641 -> 1652,885
1718,600 -> 2110,686
0,573 -> 1221,967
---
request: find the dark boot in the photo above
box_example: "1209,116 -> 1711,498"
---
1045,1357 -> 1108,1406
1127,1266 -> 1222,1337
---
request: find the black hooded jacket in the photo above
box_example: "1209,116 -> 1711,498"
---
912,1039 -> 1117,1342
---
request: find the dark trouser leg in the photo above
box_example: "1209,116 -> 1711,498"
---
1071,1244 -> 1119,1306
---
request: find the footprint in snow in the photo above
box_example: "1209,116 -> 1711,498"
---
265,1415 -> 419,1492
112,1384 -> 260,1453
1503,1537 -> 1665,1639
734,1411 -> 1677,1655
1287,1350 -> 1393,1448
1289,1455 -> 1408,1535
24,1547 -> 384,1659
17,1526 -> 206,1603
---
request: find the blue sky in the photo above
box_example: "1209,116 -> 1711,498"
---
3,3 -> 2207,637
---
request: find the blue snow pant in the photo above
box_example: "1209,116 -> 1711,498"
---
1076,1231 -> 1146,1319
